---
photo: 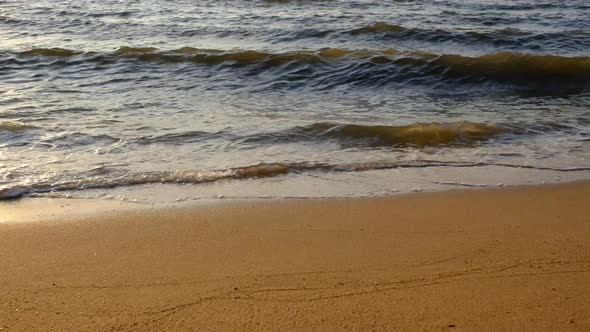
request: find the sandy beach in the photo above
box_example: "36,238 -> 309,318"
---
1,182 -> 589,331
3,1 -> 590,331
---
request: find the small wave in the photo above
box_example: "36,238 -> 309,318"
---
434,52 -> 590,82
237,120 -> 590,147
0,122 -> 39,132
7,46 -> 408,69
7,47 -> 590,88
41,131 -> 121,147
349,22 -> 590,53
136,130 -> 226,145
350,22 -> 406,34
112,46 -> 387,64
19,48 -> 83,57
83,11 -> 134,18
476,3 -> 559,11
310,122 -> 506,146
2,160 -> 589,199
241,121 -> 508,147
0,15 -> 21,24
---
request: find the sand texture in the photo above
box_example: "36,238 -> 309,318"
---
1,182 -> 589,331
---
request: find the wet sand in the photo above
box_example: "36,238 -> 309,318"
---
1,182 -> 589,331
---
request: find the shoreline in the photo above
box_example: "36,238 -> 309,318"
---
3,179 -> 590,223
3,162 -> 589,204
1,181 -> 589,330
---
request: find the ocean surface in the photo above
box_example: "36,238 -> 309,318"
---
1,0 -> 589,202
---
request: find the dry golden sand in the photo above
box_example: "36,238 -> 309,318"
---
1,182 -> 589,331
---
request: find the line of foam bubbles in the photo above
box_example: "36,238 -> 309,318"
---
2,161 -> 590,199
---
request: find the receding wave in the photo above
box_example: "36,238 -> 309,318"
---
241,121 -> 508,147
2,160 -> 589,199
6,47 -> 590,87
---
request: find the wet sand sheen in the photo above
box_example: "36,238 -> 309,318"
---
1,182 -> 589,330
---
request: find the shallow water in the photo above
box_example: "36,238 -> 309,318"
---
1,0 -> 589,201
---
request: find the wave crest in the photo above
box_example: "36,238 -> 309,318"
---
307,121 -> 507,146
